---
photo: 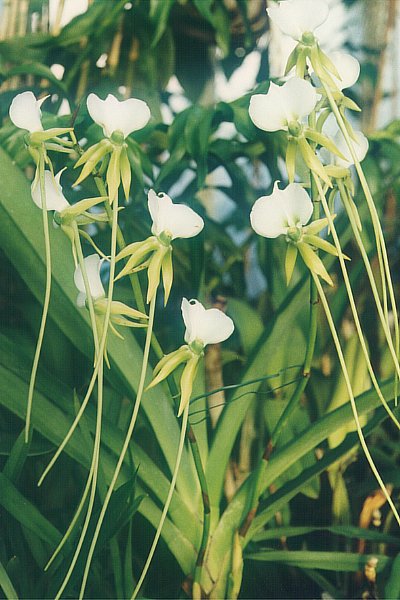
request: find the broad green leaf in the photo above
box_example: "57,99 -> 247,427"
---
252,525 -> 400,545
0,147 -> 198,504
150,0 -> 175,47
385,552 -> 400,599
245,550 -> 390,572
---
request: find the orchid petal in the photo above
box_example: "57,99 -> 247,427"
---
181,298 -> 234,347
249,78 -> 316,132
9,91 -> 44,133
267,0 -> 329,41
250,182 -> 313,238
334,130 -> 369,168
31,170 -> 70,211
87,93 -> 151,138
148,190 -> 204,240
74,254 -> 106,305
329,51 -> 360,90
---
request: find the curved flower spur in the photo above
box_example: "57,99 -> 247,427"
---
147,298 -> 234,416
250,182 -> 346,286
73,93 -> 151,203
115,189 -> 204,304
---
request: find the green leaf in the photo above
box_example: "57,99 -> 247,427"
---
252,525 -> 400,545
226,298 -> 263,356
0,147 -> 198,504
184,106 -> 214,187
245,550 -> 390,572
6,62 -> 69,96
385,552 -> 400,599
150,0 -> 176,47
0,560 -> 18,600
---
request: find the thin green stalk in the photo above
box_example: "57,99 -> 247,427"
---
38,222 -> 102,486
313,175 -> 400,429
55,194 -> 120,598
188,425 -> 211,589
312,273 -> 400,526
323,82 -> 400,392
26,149 -> 52,442
131,402 -> 190,600
79,294 -> 157,599
55,358 -> 104,600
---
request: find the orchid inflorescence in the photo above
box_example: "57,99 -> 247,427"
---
8,0 -> 400,597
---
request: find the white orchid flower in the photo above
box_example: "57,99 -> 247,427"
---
9,91 -> 47,133
148,189 -> 204,240
250,182 -> 313,238
267,0 -> 329,41
31,170 -> 70,211
86,93 -> 151,139
321,115 -> 368,168
148,298 -> 234,416
181,298 -> 235,348
249,77 -> 317,133
74,254 -> 106,307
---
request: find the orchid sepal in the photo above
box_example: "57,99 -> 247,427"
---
29,127 -> 73,145
73,140 -> 113,188
285,243 -> 298,284
297,241 -> 333,286
304,129 -> 347,161
178,356 -> 200,417
146,345 -> 193,391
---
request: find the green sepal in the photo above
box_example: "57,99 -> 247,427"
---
106,145 -> 122,204
297,241 -> 333,286
304,129 -> 347,161
73,142 -> 112,187
295,49 -> 307,78
74,139 -> 111,168
325,165 -> 350,179
285,140 -> 297,183
284,45 -> 299,75
161,248 -> 173,306
110,316 -> 148,328
58,196 -> 107,221
95,299 -> 148,321
115,238 -> 159,281
310,46 -> 338,90
285,243 -> 298,285
302,234 -> 343,258
316,109 -> 331,133
317,46 -> 341,79
304,217 -> 331,235
29,127 -> 73,144
147,345 -> 192,391
147,246 -> 167,303
120,145 -> 131,201
341,96 -> 362,112
298,137 -> 332,187
178,355 -> 200,417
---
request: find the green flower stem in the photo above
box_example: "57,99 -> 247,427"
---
323,82 -> 399,385
188,424 -> 211,590
313,174 -> 400,428
26,149 -> 52,443
238,178 -> 320,540
38,220 -> 106,487
131,402 -> 190,600
312,272 -> 400,526
55,358 -> 104,600
79,293 -> 157,598
56,194 -> 120,599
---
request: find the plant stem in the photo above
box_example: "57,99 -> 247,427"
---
79,294 -> 157,598
131,402 -> 190,600
313,175 -> 400,428
188,424 -> 211,591
55,193 -> 119,598
26,149 -> 52,442
312,273 -> 400,526
323,82 -> 400,391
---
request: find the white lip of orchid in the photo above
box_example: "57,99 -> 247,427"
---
86,93 -> 151,139
74,254 -> 106,307
267,0 -> 330,42
181,298 -> 235,348
31,169 -> 70,212
320,115 -> 369,168
250,182 -> 313,239
328,51 -> 360,91
249,77 -> 317,133
147,189 -> 204,241
9,91 -> 48,133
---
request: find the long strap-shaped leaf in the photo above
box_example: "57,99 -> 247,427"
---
0,146 -> 198,505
